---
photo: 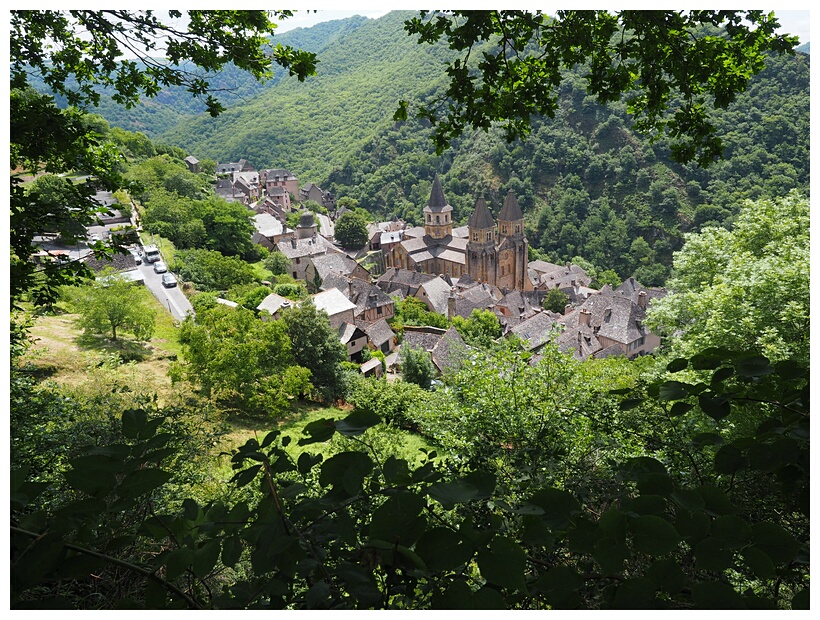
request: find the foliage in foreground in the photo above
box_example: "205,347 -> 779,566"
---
11,349 -> 808,609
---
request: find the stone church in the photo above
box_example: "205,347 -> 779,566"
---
387,174 -> 530,290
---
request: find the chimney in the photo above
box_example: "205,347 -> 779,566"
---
604,307 -> 612,322
564,304 -> 573,315
448,288 -> 456,320
579,309 -> 591,326
347,278 -> 354,299
638,291 -> 647,309
290,237 -> 297,248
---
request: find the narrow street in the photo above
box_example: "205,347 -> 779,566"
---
137,259 -> 194,322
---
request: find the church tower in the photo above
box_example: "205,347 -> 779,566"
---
496,190 -> 528,290
466,195 -> 497,285
423,174 -> 453,240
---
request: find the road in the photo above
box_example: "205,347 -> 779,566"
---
138,260 -> 194,322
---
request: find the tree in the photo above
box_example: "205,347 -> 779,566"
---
542,287 -> 570,314
397,11 -> 798,166
175,305 -> 310,413
334,211 -> 370,249
452,308 -> 501,348
172,248 -> 256,291
10,10 -> 316,307
281,300 -> 348,401
399,344 -> 436,389
264,250 -> 291,276
646,191 -> 809,363
70,272 -> 156,342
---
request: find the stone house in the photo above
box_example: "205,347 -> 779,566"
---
260,168 -> 298,199
338,322 -> 369,362
557,281 -> 664,360
311,287 -> 357,330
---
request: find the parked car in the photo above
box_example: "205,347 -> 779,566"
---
128,248 -> 142,265
153,261 -> 168,274
161,273 -> 177,288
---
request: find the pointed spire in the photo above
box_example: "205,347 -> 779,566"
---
427,173 -> 449,210
498,189 -> 523,222
468,194 -> 495,230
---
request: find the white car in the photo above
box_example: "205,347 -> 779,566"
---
153,261 -> 168,274
161,273 -> 177,288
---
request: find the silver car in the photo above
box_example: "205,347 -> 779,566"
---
153,261 -> 168,274
161,273 -> 177,288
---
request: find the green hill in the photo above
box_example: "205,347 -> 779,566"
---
65,11 -> 810,284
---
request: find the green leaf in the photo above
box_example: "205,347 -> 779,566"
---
666,357 -> 689,372
646,558 -> 686,594
162,547 -> 194,581
791,587 -> 810,610
621,456 -> 667,477
636,473 -> 674,497
334,561 -> 381,607
710,515 -> 752,549
693,537 -> 734,572
298,417 -> 336,445
593,536 -> 629,574
334,409 -> 382,436
526,488 -> 581,529
658,380 -> 690,401
697,485 -> 739,516
692,432 -> 723,448
297,452 -> 322,476
698,393 -> 731,420
231,464 -> 262,488
671,489 -> 706,512
427,480 -> 478,509
260,430 -> 280,449
221,534 -> 242,568
619,398 -> 644,410
63,459 -> 118,497
713,444 -> 749,474
305,580 -> 331,609
670,401 -> 694,416
742,546 -> 776,580
462,470 -> 496,498
620,495 -> 667,516
630,515 -> 681,555
532,566 -> 583,609
610,577 -> 657,609
735,354 -> 773,378
674,510 -> 711,544
368,491 -> 427,546
191,540 -> 221,578
751,522 -> 800,564
121,408 -> 148,439
414,526 -> 472,572
477,536 -> 527,591
319,451 -> 373,497
117,468 -> 172,499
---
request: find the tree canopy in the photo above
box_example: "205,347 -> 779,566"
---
397,10 -> 799,166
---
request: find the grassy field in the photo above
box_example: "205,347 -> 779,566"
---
22,300 -> 439,490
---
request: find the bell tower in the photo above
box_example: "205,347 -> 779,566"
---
423,174 -> 453,240
466,195 -> 497,285
496,190 -> 528,290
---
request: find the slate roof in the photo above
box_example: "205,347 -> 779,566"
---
510,311 -> 557,350
377,268 -> 437,296
403,226 -> 427,239
468,195 -> 495,230
340,279 -> 394,317
431,326 -> 467,372
253,213 -> 286,237
403,328 -> 445,353
312,288 -> 357,317
257,293 -> 293,315
311,252 -> 362,280
426,173 -> 451,211
276,235 -> 337,260
355,318 -> 396,348
498,189 -> 523,221
417,276 -> 454,316
338,321 -> 366,345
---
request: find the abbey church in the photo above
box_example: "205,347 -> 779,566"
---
386,174 -> 531,290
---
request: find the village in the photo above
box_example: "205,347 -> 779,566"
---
79,156 -> 667,379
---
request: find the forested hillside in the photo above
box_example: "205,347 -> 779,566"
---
93,10 -> 808,284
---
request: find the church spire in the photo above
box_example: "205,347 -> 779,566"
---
427,173 -> 449,210
498,189 -> 523,222
468,194 -> 495,230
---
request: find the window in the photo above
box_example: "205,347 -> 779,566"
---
436,215 -> 440,224
515,225 -> 520,233
486,232 -> 492,241
377,306 -> 382,316
473,233 -> 478,241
